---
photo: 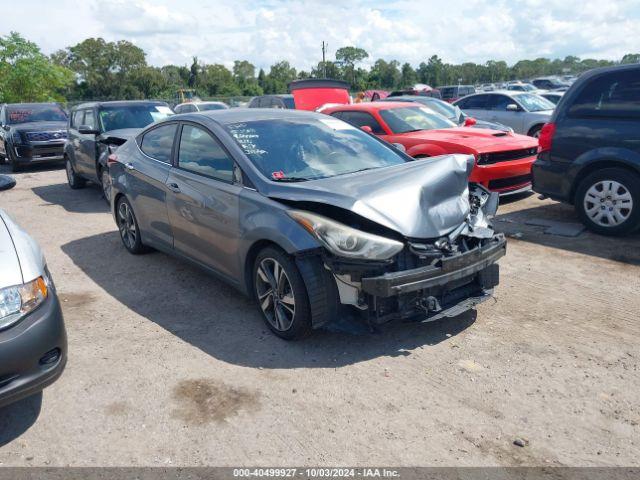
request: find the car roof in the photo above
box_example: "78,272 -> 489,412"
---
381,96 -> 439,102
72,100 -> 169,110
175,108 -> 324,126
325,102 -> 423,112
256,94 -> 293,99
3,102 -> 61,108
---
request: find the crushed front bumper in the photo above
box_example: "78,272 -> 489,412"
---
360,234 -> 506,324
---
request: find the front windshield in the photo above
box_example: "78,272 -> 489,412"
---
380,107 -> 456,133
198,103 -> 228,111
515,94 -> 555,112
225,117 -> 407,181
99,104 -> 173,132
416,99 -> 459,121
7,105 -> 67,124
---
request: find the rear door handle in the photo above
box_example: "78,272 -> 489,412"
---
124,162 -> 135,171
167,182 -> 181,193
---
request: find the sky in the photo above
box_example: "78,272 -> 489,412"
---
2,0 -> 639,71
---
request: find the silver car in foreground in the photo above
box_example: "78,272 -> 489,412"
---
454,91 -> 556,137
0,209 -> 66,408
108,109 -> 506,339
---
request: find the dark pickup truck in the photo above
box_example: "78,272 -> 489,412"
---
64,100 -> 173,202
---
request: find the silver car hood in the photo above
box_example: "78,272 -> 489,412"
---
0,209 -> 46,288
264,154 -> 475,239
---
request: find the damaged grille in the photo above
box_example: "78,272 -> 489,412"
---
476,147 -> 537,165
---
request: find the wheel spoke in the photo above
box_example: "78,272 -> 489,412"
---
260,294 -> 272,312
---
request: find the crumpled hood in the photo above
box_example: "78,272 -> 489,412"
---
264,154 -> 476,239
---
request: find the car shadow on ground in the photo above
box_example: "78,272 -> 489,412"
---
495,196 -> 640,266
61,231 -> 477,369
0,393 -> 42,447
0,162 -> 64,176
31,182 -> 108,214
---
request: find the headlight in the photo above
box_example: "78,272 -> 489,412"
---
0,275 -> 49,331
288,210 -> 404,261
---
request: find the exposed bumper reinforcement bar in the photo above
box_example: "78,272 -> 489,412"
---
361,234 -> 507,297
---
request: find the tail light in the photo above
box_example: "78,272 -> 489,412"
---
107,153 -> 119,166
538,122 -> 556,153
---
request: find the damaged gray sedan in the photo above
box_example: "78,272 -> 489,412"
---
108,109 -> 505,339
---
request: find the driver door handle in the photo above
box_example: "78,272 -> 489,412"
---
167,182 -> 181,193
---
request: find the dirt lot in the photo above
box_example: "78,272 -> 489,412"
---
0,164 -> 638,467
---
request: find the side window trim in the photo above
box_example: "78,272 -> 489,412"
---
175,121 -> 239,184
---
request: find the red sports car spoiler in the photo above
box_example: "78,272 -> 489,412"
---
288,79 -> 350,111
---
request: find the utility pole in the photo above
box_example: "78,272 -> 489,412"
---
322,41 -> 327,78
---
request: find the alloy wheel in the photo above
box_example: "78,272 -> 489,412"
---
117,201 -> 137,249
583,180 -> 633,227
255,258 -> 296,332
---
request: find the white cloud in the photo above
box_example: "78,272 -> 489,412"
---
3,0 -> 639,70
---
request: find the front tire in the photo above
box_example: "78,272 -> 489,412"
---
66,157 -> 86,189
116,197 -> 147,254
528,124 -> 543,138
253,247 -> 313,340
575,167 -> 640,236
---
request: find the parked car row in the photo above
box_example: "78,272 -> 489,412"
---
1,63 -> 637,409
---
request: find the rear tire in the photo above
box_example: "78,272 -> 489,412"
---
115,197 -> 148,254
252,247 -> 313,340
66,157 -> 86,189
99,166 -> 112,204
575,167 -> 640,236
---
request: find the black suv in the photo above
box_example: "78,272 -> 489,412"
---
64,100 -> 173,201
532,64 -> 640,235
0,103 -> 68,171
247,94 -> 296,109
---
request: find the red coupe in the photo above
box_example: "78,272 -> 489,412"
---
322,102 -> 538,194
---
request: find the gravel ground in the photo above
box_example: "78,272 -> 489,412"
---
0,164 -> 638,467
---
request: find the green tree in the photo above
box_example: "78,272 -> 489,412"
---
55,37 -> 148,99
335,46 -> 368,85
400,62 -> 417,87
233,60 -> 262,95
0,32 -> 73,102
265,61 -> 296,93
621,53 -> 640,64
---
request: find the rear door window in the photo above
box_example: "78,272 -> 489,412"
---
569,70 -> 640,119
457,95 -> 489,110
140,123 -> 178,163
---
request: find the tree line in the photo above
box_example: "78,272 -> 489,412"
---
1,32 -> 638,104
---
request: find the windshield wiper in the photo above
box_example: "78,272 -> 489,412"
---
271,176 -> 311,182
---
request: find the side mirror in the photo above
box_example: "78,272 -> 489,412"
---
392,143 -> 406,152
1,124 -> 9,131
360,125 -> 373,133
506,104 -> 519,112
464,117 -> 477,126
78,125 -> 99,135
